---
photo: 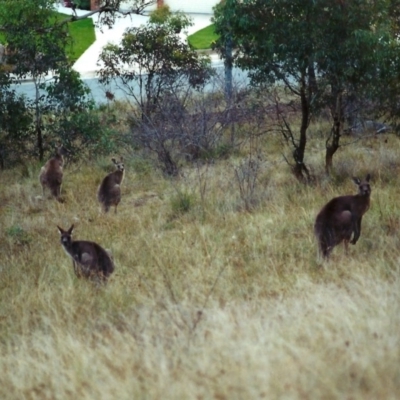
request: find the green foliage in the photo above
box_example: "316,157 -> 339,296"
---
214,0 -> 391,89
170,190 -> 195,215
52,110 -> 117,160
149,4 -> 172,24
73,0 -> 91,10
188,24 -> 218,50
0,73 -> 33,168
0,1 -> 103,163
42,66 -> 111,160
44,67 -> 92,111
149,5 -> 191,33
0,10 -> 96,62
0,54 -> 113,166
99,14 -> 211,99
0,0 -> 70,78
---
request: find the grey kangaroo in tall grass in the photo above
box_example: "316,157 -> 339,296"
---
57,224 -> 115,283
39,145 -> 69,202
314,174 -> 371,259
97,157 -> 125,213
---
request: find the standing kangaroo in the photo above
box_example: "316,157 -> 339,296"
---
57,224 -> 115,283
97,157 -> 125,213
314,174 -> 371,258
39,145 -> 69,202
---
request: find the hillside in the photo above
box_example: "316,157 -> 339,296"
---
0,128 -> 400,398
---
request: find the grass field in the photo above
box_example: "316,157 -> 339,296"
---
189,24 -> 218,50
59,12 -> 96,62
1,117 -> 400,398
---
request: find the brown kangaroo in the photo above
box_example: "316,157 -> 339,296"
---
97,157 -> 125,213
314,174 -> 371,258
39,145 -> 69,201
57,224 -> 115,283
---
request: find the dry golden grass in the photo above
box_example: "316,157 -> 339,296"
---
1,131 -> 400,399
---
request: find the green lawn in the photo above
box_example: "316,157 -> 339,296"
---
188,24 -> 219,50
54,12 -> 96,62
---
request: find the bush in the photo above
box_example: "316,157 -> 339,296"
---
49,110 -> 117,161
0,74 -> 33,168
170,190 -> 195,215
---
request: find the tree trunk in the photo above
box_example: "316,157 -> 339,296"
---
0,147 -> 4,170
37,122 -> 43,162
293,81 -> 311,182
224,35 -> 235,145
325,90 -> 342,175
34,79 -> 44,161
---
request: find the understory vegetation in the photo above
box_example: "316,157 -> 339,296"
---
1,100 -> 400,398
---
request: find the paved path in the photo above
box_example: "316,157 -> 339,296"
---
55,4 -> 218,78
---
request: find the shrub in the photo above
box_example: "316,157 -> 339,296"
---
170,190 -> 195,215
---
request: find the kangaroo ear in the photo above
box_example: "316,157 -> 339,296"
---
111,158 -> 117,164
57,226 -> 64,235
365,173 -> 371,182
67,224 -> 74,235
120,156 -> 124,162
352,177 -> 361,185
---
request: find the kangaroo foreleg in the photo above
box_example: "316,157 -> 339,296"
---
350,217 -> 362,244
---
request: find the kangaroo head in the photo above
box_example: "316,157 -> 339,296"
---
57,224 -> 74,246
352,174 -> 371,196
112,157 -> 124,172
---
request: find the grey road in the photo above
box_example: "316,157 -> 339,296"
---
9,60 -> 255,105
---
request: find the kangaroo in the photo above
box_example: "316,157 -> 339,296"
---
57,224 -> 114,283
314,174 -> 371,259
97,157 -> 125,213
39,145 -> 69,202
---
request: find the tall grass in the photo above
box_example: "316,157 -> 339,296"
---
1,131 -> 400,399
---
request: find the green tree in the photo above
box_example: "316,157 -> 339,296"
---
0,0 -> 72,160
367,5 -> 400,134
98,10 -> 211,114
0,0 -> 157,164
0,71 -> 31,168
314,1 -> 394,173
98,10 -> 213,175
213,0 -> 398,179
45,67 -> 116,159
